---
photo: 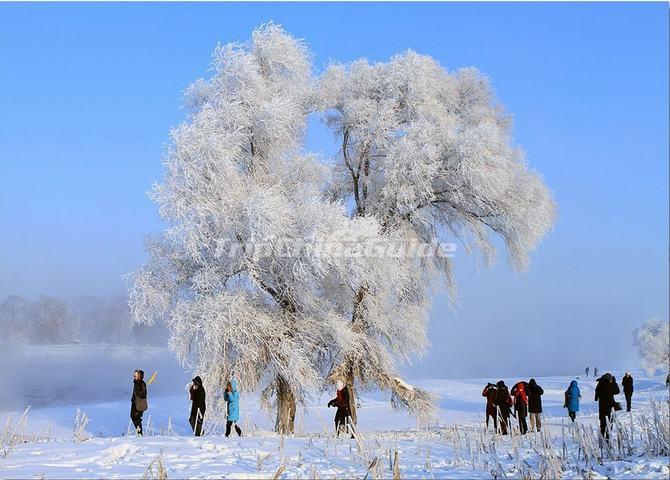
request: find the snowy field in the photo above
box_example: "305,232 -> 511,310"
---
0,349 -> 668,479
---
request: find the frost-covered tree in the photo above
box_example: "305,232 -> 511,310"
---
129,24 -> 403,433
131,25 -> 555,431
317,52 -> 556,421
634,318 -> 669,375
70,295 -> 163,344
28,296 -> 79,344
70,295 -> 105,343
96,295 -> 134,344
0,295 -> 29,343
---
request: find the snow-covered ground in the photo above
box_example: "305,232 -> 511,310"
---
1,366 -> 668,478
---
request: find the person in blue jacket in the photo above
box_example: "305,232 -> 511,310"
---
564,379 -> 581,422
224,379 -> 242,437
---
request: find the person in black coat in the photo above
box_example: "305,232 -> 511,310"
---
130,369 -> 147,436
527,378 -> 544,432
622,372 -> 634,412
189,376 -> 206,436
493,381 -> 513,435
595,372 -> 620,438
328,380 -> 353,436
482,383 -> 498,431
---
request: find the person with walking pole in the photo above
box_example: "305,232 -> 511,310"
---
189,376 -> 206,436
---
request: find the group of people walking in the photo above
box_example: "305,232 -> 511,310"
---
130,370 -> 352,437
482,378 -> 545,435
129,370 -> 241,438
482,371 -> 638,439
130,368 -> 653,439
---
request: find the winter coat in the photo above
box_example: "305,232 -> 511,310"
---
564,380 -> 581,412
494,382 -> 513,416
595,374 -> 620,414
622,374 -> 634,394
527,379 -> 544,414
328,385 -> 352,418
511,382 -> 529,411
482,385 -> 498,415
131,379 -> 147,413
189,376 -> 206,418
224,379 -> 240,422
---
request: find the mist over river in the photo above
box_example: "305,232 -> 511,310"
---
0,344 -> 190,410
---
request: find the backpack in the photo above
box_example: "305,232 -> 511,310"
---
135,396 -> 148,412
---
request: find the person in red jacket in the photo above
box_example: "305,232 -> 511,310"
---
328,380 -> 353,436
511,381 -> 529,435
482,383 -> 498,431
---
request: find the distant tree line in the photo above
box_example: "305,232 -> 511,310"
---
0,295 -> 166,345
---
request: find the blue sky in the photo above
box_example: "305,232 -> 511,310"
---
1,2 -> 667,377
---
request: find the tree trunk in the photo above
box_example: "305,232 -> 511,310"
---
346,284 -> 367,427
345,366 -> 358,425
275,377 -> 296,434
